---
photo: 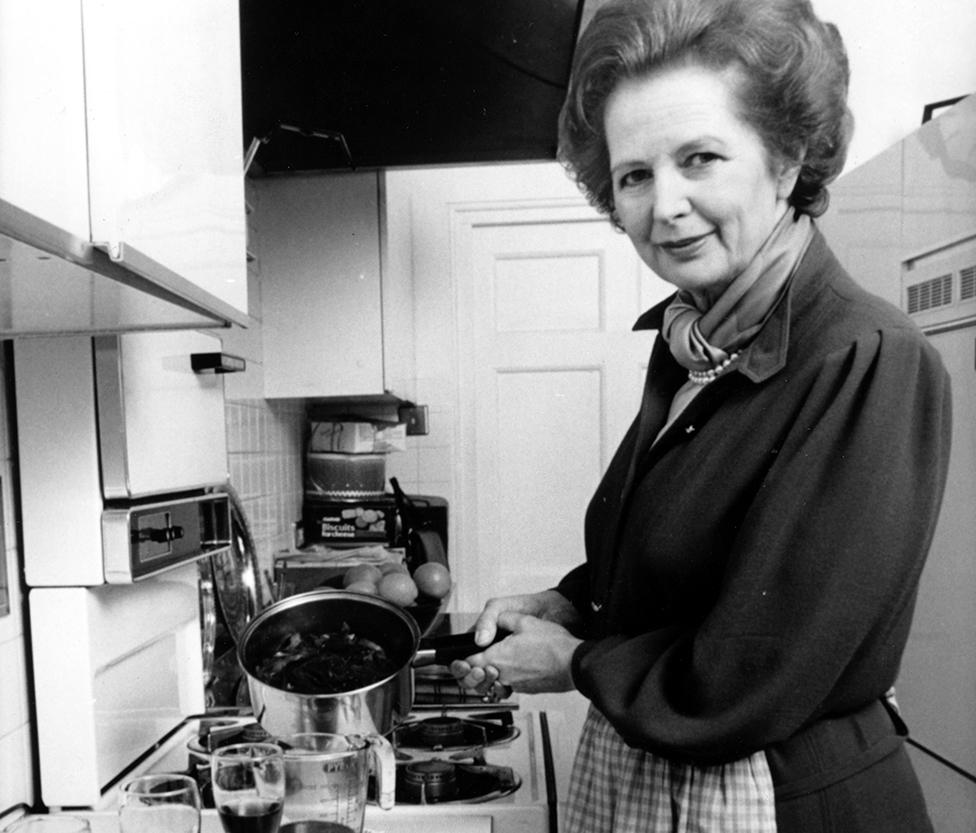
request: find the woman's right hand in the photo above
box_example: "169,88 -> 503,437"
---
470,589 -> 581,647
451,590 -> 583,695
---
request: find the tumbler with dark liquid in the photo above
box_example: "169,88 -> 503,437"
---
211,742 -> 286,833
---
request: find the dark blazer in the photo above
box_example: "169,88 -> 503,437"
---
557,229 -> 952,781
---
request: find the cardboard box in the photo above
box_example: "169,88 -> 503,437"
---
302,499 -> 396,545
308,421 -> 407,454
309,421 -> 378,453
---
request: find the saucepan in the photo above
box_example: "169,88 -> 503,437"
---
237,589 -> 500,737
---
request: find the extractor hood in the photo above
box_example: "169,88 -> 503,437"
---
240,0 -> 587,174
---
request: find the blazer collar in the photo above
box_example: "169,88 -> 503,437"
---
631,227 -> 831,384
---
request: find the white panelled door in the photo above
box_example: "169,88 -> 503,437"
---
453,203 -> 672,605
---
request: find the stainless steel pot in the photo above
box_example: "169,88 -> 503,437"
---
237,589 -> 488,737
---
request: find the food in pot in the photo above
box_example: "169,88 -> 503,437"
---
254,622 -> 397,694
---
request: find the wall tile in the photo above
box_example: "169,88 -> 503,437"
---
225,403 -> 244,453
417,445 -> 454,486
224,397 -> 305,583
416,481 -> 453,512
386,450 -> 420,493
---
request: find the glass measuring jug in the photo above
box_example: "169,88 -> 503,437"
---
279,733 -> 395,833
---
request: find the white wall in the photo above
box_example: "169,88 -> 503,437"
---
811,0 -> 976,172
579,0 -> 976,175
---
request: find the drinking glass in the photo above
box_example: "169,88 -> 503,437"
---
4,818 -> 91,833
211,742 -> 286,833
118,773 -> 201,833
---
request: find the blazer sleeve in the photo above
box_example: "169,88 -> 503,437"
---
555,564 -> 590,618
570,326 -> 952,764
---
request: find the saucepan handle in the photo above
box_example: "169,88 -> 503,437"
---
413,629 -> 512,667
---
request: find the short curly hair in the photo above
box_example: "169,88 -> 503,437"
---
558,0 -> 854,220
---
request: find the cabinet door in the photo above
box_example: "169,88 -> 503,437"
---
0,0 -> 90,239
83,0 -> 248,315
96,331 -> 229,499
259,173 -> 385,398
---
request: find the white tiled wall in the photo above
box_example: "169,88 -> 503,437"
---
0,346 -> 35,814
223,393 -> 450,578
224,397 -> 305,588
383,377 -> 456,504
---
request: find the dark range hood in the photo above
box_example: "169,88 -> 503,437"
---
240,0 -> 586,174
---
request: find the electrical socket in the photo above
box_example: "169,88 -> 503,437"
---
401,404 -> 429,436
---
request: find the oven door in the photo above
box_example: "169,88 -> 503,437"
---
93,331 -> 228,500
29,563 -> 206,808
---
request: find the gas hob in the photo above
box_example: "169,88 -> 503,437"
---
58,708 -> 559,833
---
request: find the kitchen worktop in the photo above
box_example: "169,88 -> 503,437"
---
23,811 -> 492,833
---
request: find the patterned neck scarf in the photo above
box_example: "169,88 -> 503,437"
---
661,210 -> 814,373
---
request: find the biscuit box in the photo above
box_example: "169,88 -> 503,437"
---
302,498 -> 397,545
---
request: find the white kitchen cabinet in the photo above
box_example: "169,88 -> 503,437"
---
0,0 -> 90,240
257,172 -> 387,398
0,0 -> 248,332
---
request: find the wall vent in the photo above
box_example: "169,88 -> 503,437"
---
960,264 -> 976,301
901,233 -> 976,333
906,274 -> 953,314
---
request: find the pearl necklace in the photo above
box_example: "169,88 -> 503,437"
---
688,351 -> 741,385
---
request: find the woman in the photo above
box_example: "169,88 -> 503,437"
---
451,0 -> 952,830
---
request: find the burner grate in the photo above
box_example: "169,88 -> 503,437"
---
392,711 -> 519,758
395,760 -> 521,805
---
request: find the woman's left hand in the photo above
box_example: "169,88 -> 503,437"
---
450,612 -> 583,694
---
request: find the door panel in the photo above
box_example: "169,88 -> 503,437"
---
492,368 -> 603,595
455,208 -> 670,605
494,253 -> 603,332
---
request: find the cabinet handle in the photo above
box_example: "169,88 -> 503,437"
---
190,352 -> 246,374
